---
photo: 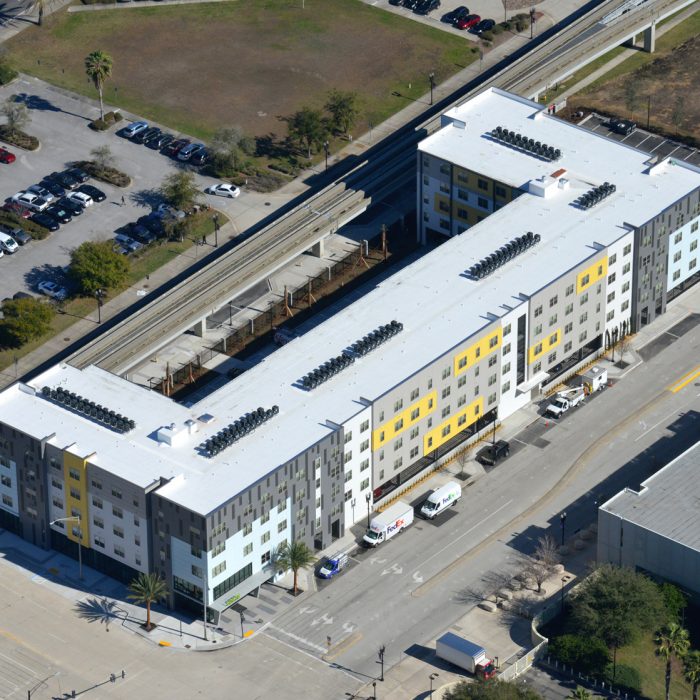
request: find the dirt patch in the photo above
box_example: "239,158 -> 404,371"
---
567,34 -> 700,145
7,0 -> 471,139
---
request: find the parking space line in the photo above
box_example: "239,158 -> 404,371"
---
683,151 -> 696,161
635,134 -> 651,148
666,145 -> 680,158
649,140 -> 666,153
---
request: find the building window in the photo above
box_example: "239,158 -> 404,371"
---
488,393 -> 497,405
549,332 -> 558,345
566,284 -> 574,296
624,244 -> 632,256
113,526 -> 124,539
533,343 -> 543,356
441,425 -> 451,438
549,314 -> 557,326
502,343 -> 511,356
243,522 -> 253,536
690,258 -> 697,270
534,324 -> 542,336
344,451 -> 352,464
92,497 -> 102,509
439,219 -> 449,231
477,197 -> 488,209
503,323 -> 511,336
360,420 -> 369,433
70,488 -> 80,500
261,531 -> 270,545
607,310 -> 615,321
579,312 -> 588,324
488,356 -> 497,367
477,178 -> 488,191
114,546 -> 125,558
623,262 -> 631,274
502,362 -> 511,375
360,459 -> 369,472
549,295 -> 558,307
278,520 -> 288,533
673,269 -> 681,281
243,542 -> 253,556
441,406 -> 451,418
673,251 -> 682,263
458,376 -> 466,387
501,381 -> 510,394
91,480 -> 102,490
579,330 -> 588,342
442,387 -> 451,398
111,488 -> 122,499
621,300 -> 629,311
607,291 -> 616,303
112,506 -> 123,519
580,292 -> 588,305
410,408 -> 420,420
691,240 -> 698,252
609,253 -> 617,265
68,468 -> 80,481
607,272 -> 616,284
548,352 -> 557,364
674,232 -> 683,244
495,185 -> 506,198
212,561 -> 227,578
534,305 -> 542,317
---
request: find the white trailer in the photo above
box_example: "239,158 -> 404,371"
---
420,481 -> 461,519
581,366 -> 608,393
363,501 -> 413,547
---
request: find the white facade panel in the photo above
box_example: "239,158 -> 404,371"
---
0,456 -> 19,515
341,405 -> 372,527
604,230 -> 635,339
667,215 -> 700,291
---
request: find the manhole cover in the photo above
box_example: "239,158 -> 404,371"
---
63,337 -> 70,341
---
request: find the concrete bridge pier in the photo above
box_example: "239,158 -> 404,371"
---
192,318 -> 207,338
311,237 -> 325,257
624,21 -> 656,53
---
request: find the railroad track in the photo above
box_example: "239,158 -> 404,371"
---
68,0 -> 680,375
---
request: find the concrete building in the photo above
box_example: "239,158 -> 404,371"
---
0,88 -> 699,620
597,441 -> 700,596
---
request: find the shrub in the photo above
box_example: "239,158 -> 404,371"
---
0,58 -> 17,86
0,211 -> 48,239
660,582 -> 688,622
548,635 -> 609,675
491,23 -> 504,35
604,664 -> 641,694
480,31 -> 494,42
89,118 -> 109,131
0,297 -> 54,347
0,125 -> 39,150
113,111 -> 123,122
72,160 -> 130,187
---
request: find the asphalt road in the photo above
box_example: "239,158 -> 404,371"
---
264,313 -> 700,683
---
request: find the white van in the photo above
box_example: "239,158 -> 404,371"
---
0,231 -> 19,254
420,481 -> 461,519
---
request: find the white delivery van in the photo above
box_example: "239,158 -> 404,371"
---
363,501 -> 414,547
0,231 -> 19,254
420,481 -> 461,519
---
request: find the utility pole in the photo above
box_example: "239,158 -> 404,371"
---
428,72 -> 436,106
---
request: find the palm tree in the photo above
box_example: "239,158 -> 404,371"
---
569,687 -> 592,700
684,650 -> 700,700
84,50 -> 113,121
127,572 -> 169,631
275,540 -> 315,595
655,622 -> 690,700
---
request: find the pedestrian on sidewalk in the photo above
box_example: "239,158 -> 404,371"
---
121,195 -> 125,206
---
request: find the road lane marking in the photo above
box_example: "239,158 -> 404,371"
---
668,365 -> 700,394
634,406 -> 682,442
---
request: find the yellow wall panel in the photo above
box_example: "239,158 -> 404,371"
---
423,397 -> 484,455
454,328 -> 502,377
372,391 -> 437,452
577,257 -> 608,294
528,328 -> 562,364
63,452 -> 90,548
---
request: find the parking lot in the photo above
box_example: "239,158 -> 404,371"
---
0,75 -> 251,300
578,112 -> 700,166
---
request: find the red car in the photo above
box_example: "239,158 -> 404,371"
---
2,201 -> 31,218
0,147 -> 16,164
456,13 -> 480,29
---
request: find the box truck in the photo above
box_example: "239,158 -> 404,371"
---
436,633 -> 496,680
317,552 -> 349,579
420,481 -> 461,519
363,501 -> 413,547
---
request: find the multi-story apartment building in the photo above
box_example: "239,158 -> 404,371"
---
0,88 -> 698,622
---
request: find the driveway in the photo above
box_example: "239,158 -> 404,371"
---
0,75 -> 256,298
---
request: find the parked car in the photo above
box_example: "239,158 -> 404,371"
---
37,280 -> 67,300
474,18 -> 495,33
26,184 -> 55,203
66,191 -> 94,208
610,118 -> 636,136
415,0 -> 440,15
0,147 -> 16,164
129,223 -> 157,244
476,440 -> 511,466
122,121 -> 149,138
136,214 -> 164,236
65,167 -> 89,184
388,0 -> 403,5
11,192 -> 50,212
155,203 -> 186,219
45,204 -> 73,224
204,183 -> 240,198
190,147 -> 209,166
442,5 -> 468,23
0,224 -> 31,246
30,212 -> 60,231
177,142 -> 203,162
456,13 -> 480,29
148,133 -> 174,150
56,197 -> 84,217
46,171 -> 80,191
114,233 -> 143,252
39,179 -> 66,198
13,291 -> 34,300
2,201 -> 32,218
134,126 -> 161,145
77,184 -> 106,203
163,138 -> 190,157
0,232 -> 18,254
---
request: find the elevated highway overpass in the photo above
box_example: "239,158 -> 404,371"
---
65,0 -> 692,377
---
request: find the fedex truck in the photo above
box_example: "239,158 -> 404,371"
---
362,501 -> 414,547
420,481 -> 461,519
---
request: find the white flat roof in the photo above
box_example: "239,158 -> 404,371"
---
2,89 -> 698,515
601,441 -> 700,552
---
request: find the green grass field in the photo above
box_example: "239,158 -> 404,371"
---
7,0 -> 474,141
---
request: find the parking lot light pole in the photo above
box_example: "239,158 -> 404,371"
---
428,72 -> 436,106
212,213 -> 220,248
50,516 -> 82,580
429,673 -> 439,697
95,288 -> 105,324
560,511 -> 567,546
378,645 -> 385,682
324,141 -> 329,171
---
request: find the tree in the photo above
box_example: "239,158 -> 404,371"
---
90,145 -> 115,173
569,688 -> 591,700
618,334 -> 632,360
286,107 -> 329,159
209,126 -> 246,177
523,535 -> 559,593
1,98 -> 29,135
655,622 -> 689,700
325,89 -> 359,135
160,171 -> 201,211
274,540 -> 315,595
69,241 -> 129,295
660,582 -> 687,623
0,297 -> 54,346
549,634 -> 609,675
683,650 -> 700,700
569,564 -> 666,679
127,572 -> 169,631
84,50 -> 113,121
444,679 -> 542,700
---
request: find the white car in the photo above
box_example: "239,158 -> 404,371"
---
114,233 -> 143,253
11,191 -> 50,212
37,280 -> 67,301
205,183 -> 240,199
26,184 -> 55,203
66,191 -> 93,208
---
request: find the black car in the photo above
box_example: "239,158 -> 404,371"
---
190,147 -> 209,166
45,204 -> 73,224
13,291 -> 34,300
388,0 -> 403,5
610,118 -> 636,136
47,171 -> 80,191
442,5 -> 468,22
163,138 -> 190,156
476,440 -> 511,466
148,133 -> 174,150
30,212 -> 60,232
39,179 -> 66,198
134,126 -> 161,145
57,196 -> 84,216
129,223 -> 157,244
65,167 -> 89,184
474,18 -> 495,33
9,227 -> 31,246
142,127 -> 163,145
415,0 -> 439,14
77,184 -> 106,203
137,214 -> 164,235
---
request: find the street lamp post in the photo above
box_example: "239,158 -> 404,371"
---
95,288 -> 105,324
212,213 -> 220,248
560,511 -> 567,546
365,492 -> 372,527
429,673 -> 439,697
378,645 -> 386,682
372,681 -> 377,700
50,516 -> 82,580
350,498 -> 356,524
239,610 -> 246,638
428,72 -> 436,106
324,140 -> 329,171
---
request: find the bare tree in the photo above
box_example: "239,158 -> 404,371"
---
618,335 -> 632,361
1,98 -> 29,135
454,450 -> 470,480
90,145 -> 115,173
523,535 -> 560,593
